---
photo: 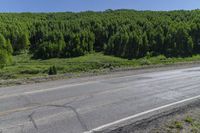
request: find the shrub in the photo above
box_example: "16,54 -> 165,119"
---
48,65 -> 57,75
146,52 -> 153,59
174,121 -> 183,129
0,35 -> 13,68
139,59 -> 151,66
184,116 -> 193,123
0,50 -> 12,69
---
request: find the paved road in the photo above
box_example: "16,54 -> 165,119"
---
1,66 -> 200,133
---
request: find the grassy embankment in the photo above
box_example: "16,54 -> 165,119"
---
1,53 -> 200,80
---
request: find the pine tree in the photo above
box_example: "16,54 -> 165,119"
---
0,34 -> 12,68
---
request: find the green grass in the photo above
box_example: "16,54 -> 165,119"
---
1,53 -> 200,80
168,121 -> 183,129
174,121 -> 183,129
185,116 -> 193,123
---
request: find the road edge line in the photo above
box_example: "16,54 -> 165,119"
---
84,94 -> 200,133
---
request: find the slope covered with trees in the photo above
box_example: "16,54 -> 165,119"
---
1,10 -> 200,65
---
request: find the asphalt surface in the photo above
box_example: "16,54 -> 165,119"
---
1,66 -> 200,133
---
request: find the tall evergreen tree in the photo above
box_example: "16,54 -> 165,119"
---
0,34 -> 12,68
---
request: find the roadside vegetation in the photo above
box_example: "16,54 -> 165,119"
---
1,10 -> 200,80
1,53 -> 200,80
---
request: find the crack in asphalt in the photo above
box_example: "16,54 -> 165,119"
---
0,94 -> 90,132
64,105 -> 89,131
19,103 -> 88,132
46,104 -> 89,131
28,111 -> 38,131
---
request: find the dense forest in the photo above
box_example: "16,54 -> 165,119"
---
1,10 -> 200,66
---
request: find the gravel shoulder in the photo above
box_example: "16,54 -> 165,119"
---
130,101 -> 200,133
103,98 -> 200,133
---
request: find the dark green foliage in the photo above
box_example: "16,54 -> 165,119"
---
1,10 -> 200,60
63,30 -> 95,57
0,34 -> 12,68
11,33 -> 30,53
48,65 -> 57,75
33,32 -> 65,59
6,40 -> 13,54
19,33 -> 30,50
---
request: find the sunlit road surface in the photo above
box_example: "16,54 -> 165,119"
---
1,67 -> 200,133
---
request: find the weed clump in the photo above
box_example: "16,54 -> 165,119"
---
48,65 -> 57,75
174,121 -> 183,129
185,116 -> 193,124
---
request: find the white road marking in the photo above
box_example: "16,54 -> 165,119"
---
84,94 -> 200,133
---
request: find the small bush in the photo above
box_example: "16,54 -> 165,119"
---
185,116 -> 193,123
168,121 -> 183,129
174,121 -> 183,129
48,65 -> 57,75
102,63 -> 117,70
139,59 -> 151,65
102,63 -> 112,69
157,55 -> 167,61
146,51 -> 153,59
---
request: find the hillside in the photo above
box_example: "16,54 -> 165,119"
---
1,10 -> 200,81
0,10 -> 200,61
